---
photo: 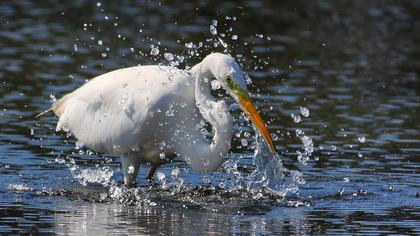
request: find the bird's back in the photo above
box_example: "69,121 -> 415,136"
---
53,65 -> 195,154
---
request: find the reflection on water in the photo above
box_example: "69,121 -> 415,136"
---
52,198 -> 308,235
1,0 -> 420,235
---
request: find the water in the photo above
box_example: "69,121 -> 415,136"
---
1,1 -> 420,235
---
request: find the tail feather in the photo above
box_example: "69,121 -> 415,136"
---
35,108 -> 52,118
35,93 -> 71,119
51,94 -> 70,116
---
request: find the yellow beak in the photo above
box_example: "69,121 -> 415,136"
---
235,90 -> 277,153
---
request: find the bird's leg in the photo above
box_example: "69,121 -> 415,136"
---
146,164 -> 158,182
120,154 -> 140,187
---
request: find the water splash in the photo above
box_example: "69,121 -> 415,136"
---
248,141 -> 297,196
156,171 -> 166,186
295,129 -> 314,165
58,17 -> 307,206
8,184 -> 34,192
216,136 -> 305,199
72,166 -> 114,187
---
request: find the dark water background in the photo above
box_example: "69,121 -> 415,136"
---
1,1 -> 420,235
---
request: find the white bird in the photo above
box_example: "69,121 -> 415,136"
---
38,53 -> 276,186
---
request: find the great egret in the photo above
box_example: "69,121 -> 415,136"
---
39,53 -> 276,186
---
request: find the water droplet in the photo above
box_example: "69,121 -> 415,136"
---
202,175 -> 210,184
119,93 -> 133,112
176,55 -> 184,63
73,44 -> 78,52
164,52 -> 174,61
203,159 -> 209,168
159,153 -> 165,159
171,167 -> 179,178
150,45 -> 159,56
101,53 -> 107,58
99,192 -> 107,201
243,131 -> 251,138
209,25 -> 217,35
96,2 -> 101,7
165,104 -> 174,116
299,135 -> 314,158
272,133 -> 278,141
331,145 -> 337,151
185,42 -> 194,49
55,156 -> 65,164
50,93 -> 56,102
97,40 -> 103,46
358,136 -> 366,143
254,192 -> 263,200
210,80 -> 221,90
156,171 -> 165,183
299,106 -> 310,117
127,165 -> 134,174
30,128 -> 34,135
218,37 -> 227,48
343,177 -> 350,182
211,19 -> 218,26
290,113 -> 301,123
62,125 -> 70,133
231,35 -> 238,40
241,139 -> 248,147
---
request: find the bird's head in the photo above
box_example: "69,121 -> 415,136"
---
205,53 -> 277,153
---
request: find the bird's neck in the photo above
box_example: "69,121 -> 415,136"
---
182,61 -> 233,172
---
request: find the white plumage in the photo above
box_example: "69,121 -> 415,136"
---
47,53 -> 275,186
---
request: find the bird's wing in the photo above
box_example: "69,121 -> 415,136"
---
54,67 -> 152,153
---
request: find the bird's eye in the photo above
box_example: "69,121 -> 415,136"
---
225,76 -> 232,84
